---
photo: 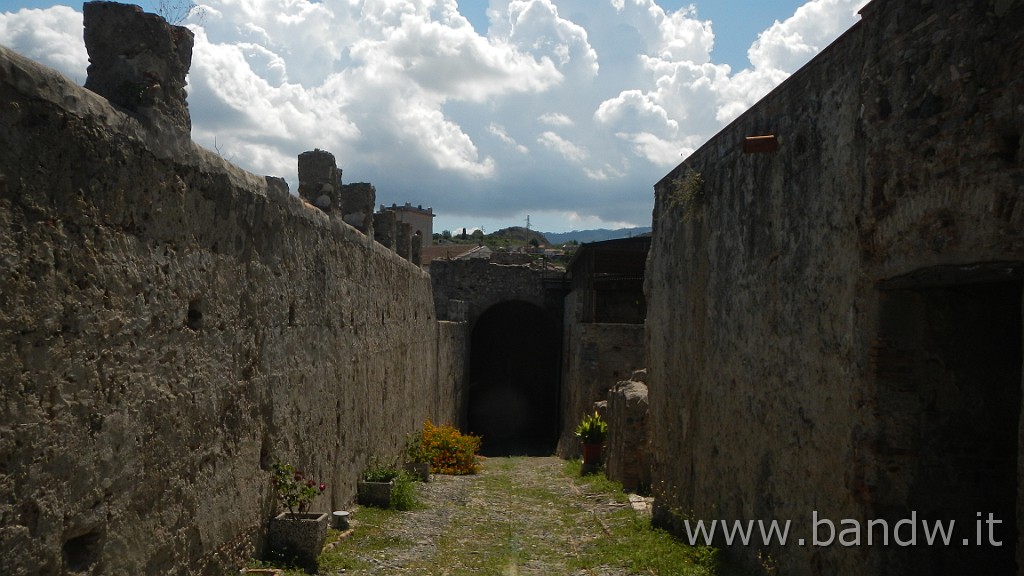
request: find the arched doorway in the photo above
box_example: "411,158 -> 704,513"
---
468,300 -> 560,456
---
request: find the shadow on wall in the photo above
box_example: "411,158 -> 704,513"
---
468,300 -> 560,456
875,277 -> 1022,576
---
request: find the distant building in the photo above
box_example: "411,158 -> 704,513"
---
381,203 -> 434,246
420,244 -> 492,268
557,236 -> 651,466
565,236 -> 651,324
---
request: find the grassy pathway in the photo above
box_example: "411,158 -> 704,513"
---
260,457 -> 717,575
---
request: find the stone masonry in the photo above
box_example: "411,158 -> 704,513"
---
297,148 -> 341,212
605,370 -> 651,494
340,182 -> 375,236
557,238 -> 648,458
646,1 -> 1024,574
396,222 -> 412,261
0,7 -> 465,575
374,209 -> 397,249
83,1 -> 193,139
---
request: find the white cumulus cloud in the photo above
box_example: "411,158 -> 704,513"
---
538,131 -> 587,163
0,0 -> 866,232
0,6 -> 86,79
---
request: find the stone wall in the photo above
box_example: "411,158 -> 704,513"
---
298,148 -> 342,212
557,320 -> 644,457
82,1 -> 192,140
340,182 -> 375,236
645,1 -> 1023,574
0,34 -> 464,576
605,370 -> 650,493
430,259 -> 551,323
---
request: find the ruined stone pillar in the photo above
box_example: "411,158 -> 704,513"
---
340,182 -> 375,236
83,1 -> 194,135
411,231 -> 422,266
373,210 -> 396,249
397,223 -> 412,261
605,369 -> 651,493
297,149 -> 340,212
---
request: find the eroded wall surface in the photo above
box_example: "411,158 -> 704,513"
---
646,1 -> 1023,574
0,45 -> 463,575
430,259 -> 551,322
557,320 -> 644,457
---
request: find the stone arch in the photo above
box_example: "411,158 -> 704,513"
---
467,299 -> 561,456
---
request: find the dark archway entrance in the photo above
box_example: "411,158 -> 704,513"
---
468,300 -> 560,456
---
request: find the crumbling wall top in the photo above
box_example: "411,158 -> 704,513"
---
83,1 -> 194,137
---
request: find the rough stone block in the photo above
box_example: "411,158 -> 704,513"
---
297,149 -> 340,211
340,182 -> 375,235
83,1 -> 194,135
374,210 -> 397,249
605,378 -> 650,493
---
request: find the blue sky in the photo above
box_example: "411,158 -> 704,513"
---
461,0 -> 805,72
0,0 -> 866,234
4,0 -> 804,71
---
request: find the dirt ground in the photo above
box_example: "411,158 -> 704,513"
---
332,456 -> 652,575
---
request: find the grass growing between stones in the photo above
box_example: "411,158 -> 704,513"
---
245,506 -> 411,575
321,506 -> 411,571
394,457 -> 718,575
565,459 -> 719,575
246,457 -> 719,575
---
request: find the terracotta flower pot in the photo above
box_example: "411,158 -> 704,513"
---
581,443 -> 604,475
267,512 -> 329,571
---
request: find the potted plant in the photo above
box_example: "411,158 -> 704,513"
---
357,457 -> 400,508
574,411 -> 608,474
268,462 -> 328,572
403,431 -> 431,482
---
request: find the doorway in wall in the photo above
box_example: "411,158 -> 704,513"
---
468,300 -> 560,456
876,269 -> 1022,575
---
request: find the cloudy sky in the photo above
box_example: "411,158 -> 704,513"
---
0,0 -> 867,234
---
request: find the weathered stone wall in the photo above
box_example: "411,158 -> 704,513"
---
556,321 -> 644,457
646,0 -> 1023,574
0,41 -> 464,576
430,259 -> 551,322
82,1 -> 193,139
396,222 -> 412,260
436,320 -> 469,427
298,148 -> 341,212
340,182 -> 375,235
373,209 -> 397,249
605,370 -> 650,493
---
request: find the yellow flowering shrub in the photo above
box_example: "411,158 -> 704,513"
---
420,420 -> 481,475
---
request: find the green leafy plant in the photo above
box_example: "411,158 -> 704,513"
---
272,461 -> 326,515
420,419 -> 482,475
404,430 -> 430,464
359,459 -> 419,510
361,457 -> 401,483
389,471 -> 419,511
574,411 -> 608,444
667,168 -> 705,221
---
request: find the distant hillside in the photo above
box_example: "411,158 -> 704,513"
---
490,226 -> 549,244
542,227 -> 652,244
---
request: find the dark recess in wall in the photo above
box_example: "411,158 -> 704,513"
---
468,300 -> 560,456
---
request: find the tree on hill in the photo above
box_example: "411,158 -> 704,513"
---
491,226 -> 549,245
